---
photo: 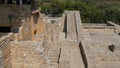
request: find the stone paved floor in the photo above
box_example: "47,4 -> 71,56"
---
82,29 -> 120,68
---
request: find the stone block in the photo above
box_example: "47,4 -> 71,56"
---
3,42 -> 46,68
13,33 -> 19,41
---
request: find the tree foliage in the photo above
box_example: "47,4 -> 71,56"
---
38,0 -> 120,24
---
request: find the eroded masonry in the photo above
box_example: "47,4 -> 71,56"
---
0,4 -> 120,68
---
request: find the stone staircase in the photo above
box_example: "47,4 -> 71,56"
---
0,33 -> 13,68
48,45 -> 61,68
0,50 -> 3,68
0,33 -> 13,48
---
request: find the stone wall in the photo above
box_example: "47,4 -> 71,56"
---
35,13 -> 46,35
0,33 -> 13,68
4,41 -> 46,68
0,5 -> 31,33
18,12 -> 45,41
83,25 -> 115,33
107,21 -> 120,34
0,5 -> 31,27
83,28 -> 115,33
21,22 -> 33,41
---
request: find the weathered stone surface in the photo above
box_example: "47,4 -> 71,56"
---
10,41 -> 45,68
107,21 -> 120,33
21,22 -> 33,41
0,5 -> 31,27
0,10 -> 120,68
82,29 -> 120,68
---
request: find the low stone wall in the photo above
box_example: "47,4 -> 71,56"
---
2,41 -> 11,68
0,50 -> 4,68
107,21 -> 120,34
83,28 -> 115,33
74,11 -> 83,41
0,33 -> 13,48
0,33 -> 13,68
83,24 -> 115,33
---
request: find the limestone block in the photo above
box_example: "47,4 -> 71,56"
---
36,19 -> 45,35
2,43 -> 12,68
18,27 -> 23,41
22,23 -> 32,41
9,42 -> 45,68
13,33 -> 19,41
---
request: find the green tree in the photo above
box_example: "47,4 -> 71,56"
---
39,0 -> 120,24
50,0 -> 65,14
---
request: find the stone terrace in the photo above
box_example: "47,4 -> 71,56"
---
0,10 -> 120,68
82,23 -> 120,68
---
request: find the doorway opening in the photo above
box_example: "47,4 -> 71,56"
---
0,27 -> 11,33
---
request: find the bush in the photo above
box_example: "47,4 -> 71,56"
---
41,0 -> 65,16
39,0 -> 120,24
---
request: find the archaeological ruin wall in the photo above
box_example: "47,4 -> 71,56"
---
0,4 -> 46,68
83,23 -> 115,34
0,8 -> 120,68
0,5 -> 31,32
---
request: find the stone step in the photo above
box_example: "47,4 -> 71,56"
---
49,49 -> 60,51
59,62 -> 70,68
49,47 -> 60,50
50,63 -> 58,68
50,60 -> 58,63
49,56 -> 58,58
49,58 -> 58,61
49,53 -> 59,55
49,50 -> 60,53
49,52 -> 59,57
49,51 -> 60,54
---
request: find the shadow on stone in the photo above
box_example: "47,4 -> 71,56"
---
118,32 -> 120,35
108,44 -> 115,52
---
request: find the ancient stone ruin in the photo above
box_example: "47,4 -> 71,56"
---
0,3 -> 120,68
